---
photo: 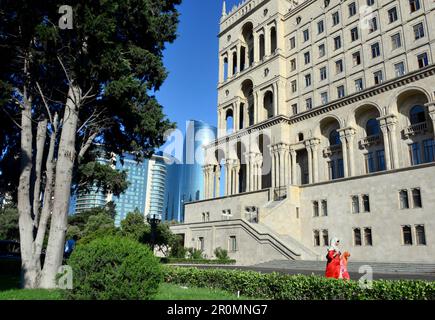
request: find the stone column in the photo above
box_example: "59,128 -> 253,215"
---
379,121 -> 392,170
305,143 -> 313,184
234,162 -> 240,194
378,115 -> 398,170
246,154 -> 251,192
237,43 -> 242,75
389,119 -> 400,169
203,166 -> 208,199
311,140 -> 320,183
346,129 -> 356,176
426,102 -> 435,136
254,91 -> 260,124
215,165 -> 221,198
338,130 -> 349,177
290,148 -> 297,185
270,146 -> 276,188
253,32 -> 259,64
224,160 -> 230,196
272,82 -> 278,116
243,100 -> 249,129
233,102 -> 239,132
218,55 -> 223,84
257,154 -> 263,190
265,26 -> 271,58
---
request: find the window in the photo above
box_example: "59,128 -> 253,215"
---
349,2 -> 357,17
423,139 -> 435,163
364,228 -> 373,246
352,51 -> 361,66
336,60 -> 343,74
367,0 -> 374,6
352,195 -> 360,214
354,228 -> 362,246
292,104 -> 298,115
337,85 -> 345,98
365,152 -> 375,173
306,98 -> 312,110
321,200 -> 328,216
202,212 -> 206,222
319,44 -> 326,57
410,105 -> 426,124
402,225 -> 413,245
298,133 -> 304,141
332,11 -> 340,26
369,17 -> 378,33
320,67 -> 327,81
305,74 -> 312,87
198,237 -> 205,251
391,33 -> 402,50
411,188 -> 422,208
291,80 -> 297,93
417,53 -> 429,69
318,20 -> 325,34
350,27 -> 359,41
414,23 -> 425,40
290,59 -> 296,71
290,37 -> 296,49
415,225 -> 426,245
313,230 -> 320,246
304,51 -> 311,64
321,92 -> 328,105
410,142 -> 422,165
229,236 -> 237,252
371,42 -> 381,58
324,0 -> 330,8
355,78 -> 363,91
313,201 -> 319,217
394,62 -> 405,77
388,7 -> 398,23
399,190 -> 409,209
334,36 -> 341,50
409,0 -> 421,13
303,29 -> 310,42
374,70 -> 383,85
376,150 -> 386,171
361,195 -> 370,212
322,230 -> 329,246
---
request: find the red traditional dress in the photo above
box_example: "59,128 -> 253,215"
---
325,250 -> 341,279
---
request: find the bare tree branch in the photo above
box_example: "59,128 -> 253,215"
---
36,82 -> 54,126
33,118 -> 48,225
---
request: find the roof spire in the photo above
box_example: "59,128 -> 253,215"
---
222,0 -> 227,17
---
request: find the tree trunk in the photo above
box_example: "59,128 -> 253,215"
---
40,85 -> 81,288
17,86 -> 41,288
33,119 -> 47,225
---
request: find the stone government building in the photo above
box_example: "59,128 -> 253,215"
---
171,0 -> 435,264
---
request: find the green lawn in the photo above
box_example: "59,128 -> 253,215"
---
0,275 -> 250,300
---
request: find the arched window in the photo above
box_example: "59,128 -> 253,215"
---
365,118 -> 380,136
259,34 -> 265,60
329,129 -> 341,146
223,57 -> 228,81
410,105 -> 426,125
263,91 -> 274,119
226,109 -> 234,134
298,133 -> 304,141
270,27 -> 277,54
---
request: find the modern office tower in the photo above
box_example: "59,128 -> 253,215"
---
171,0 -> 435,265
113,153 -> 149,226
144,153 -> 168,221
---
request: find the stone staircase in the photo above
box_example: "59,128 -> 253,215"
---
253,260 -> 435,274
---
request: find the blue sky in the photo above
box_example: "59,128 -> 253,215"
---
155,0 -> 241,133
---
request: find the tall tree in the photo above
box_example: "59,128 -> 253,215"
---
0,0 -> 180,288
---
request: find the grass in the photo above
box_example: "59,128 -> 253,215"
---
154,283 -> 252,300
0,275 -> 251,300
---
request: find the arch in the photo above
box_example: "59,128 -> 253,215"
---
241,22 -> 254,67
315,114 -> 344,138
263,90 -> 274,119
388,86 -> 431,115
270,26 -> 277,54
353,104 -> 381,137
241,79 -> 255,126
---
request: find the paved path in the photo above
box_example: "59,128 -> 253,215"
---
170,264 -> 435,281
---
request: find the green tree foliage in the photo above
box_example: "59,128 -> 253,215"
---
120,210 -> 150,243
68,236 -> 163,300
0,206 -> 19,241
0,0 -> 181,287
214,247 -> 230,261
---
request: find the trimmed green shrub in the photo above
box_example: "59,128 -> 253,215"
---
163,267 -> 435,300
67,236 -> 163,300
187,248 -> 203,260
214,247 -> 230,261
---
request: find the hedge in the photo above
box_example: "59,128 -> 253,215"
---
163,267 -> 435,300
160,258 -> 236,265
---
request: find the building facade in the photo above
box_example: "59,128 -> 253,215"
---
171,0 -> 435,265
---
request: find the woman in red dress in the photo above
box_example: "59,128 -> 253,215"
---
325,237 -> 341,279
